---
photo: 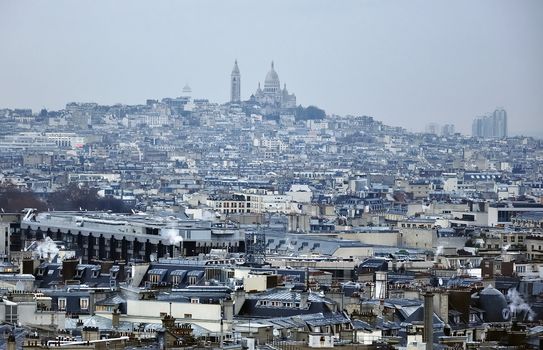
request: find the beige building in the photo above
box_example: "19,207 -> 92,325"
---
525,234 -> 543,261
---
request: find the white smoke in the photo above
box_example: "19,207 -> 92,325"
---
435,245 -> 444,256
160,228 -> 183,245
34,237 -> 60,262
507,288 -> 536,321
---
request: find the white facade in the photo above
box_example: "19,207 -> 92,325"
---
286,184 -> 313,203
126,299 -> 225,332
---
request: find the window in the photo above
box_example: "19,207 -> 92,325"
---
149,274 -> 161,283
191,298 -> 199,304
184,313 -> 192,319
58,298 -> 67,311
80,298 -> 89,310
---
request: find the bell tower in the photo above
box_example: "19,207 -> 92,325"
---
230,60 -> 241,103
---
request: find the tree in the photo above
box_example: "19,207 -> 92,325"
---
295,105 -> 326,120
0,183 -> 47,212
47,183 -> 131,212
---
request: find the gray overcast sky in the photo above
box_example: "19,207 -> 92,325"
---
0,0 -> 542,135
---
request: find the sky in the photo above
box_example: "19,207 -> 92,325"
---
0,0 -> 542,136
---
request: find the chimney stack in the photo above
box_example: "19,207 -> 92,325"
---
300,290 -> 309,310
423,291 -> 434,350
112,308 -> 120,328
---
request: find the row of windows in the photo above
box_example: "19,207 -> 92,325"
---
58,297 -> 89,311
503,236 -> 524,242
257,300 -> 300,308
217,202 -> 251,208
148,274 -> 199,285
400,223 -> 432,228
221,209 -> 251,214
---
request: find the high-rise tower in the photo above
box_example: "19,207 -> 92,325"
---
230,60 -> 241,103
493,108 -> 507,138
472,108 -> 507,138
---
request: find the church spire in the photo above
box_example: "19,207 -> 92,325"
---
271,61 -> 274,70
230,59 -> 241,103
232,59 -> 240,75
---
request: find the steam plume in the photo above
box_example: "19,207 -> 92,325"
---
34,237 -> 60,262
507,288 -> 536,321
160,228 -> 183,245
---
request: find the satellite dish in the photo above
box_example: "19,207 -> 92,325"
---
502,308 -> 511,320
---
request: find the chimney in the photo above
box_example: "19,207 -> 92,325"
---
161,313 -> 176,330
99,260 -> 114,274
234,289 -> 246,315
7,334 -> 16,350
117,262 -> 127,282
300,290 -> 309,310
22,258 -> 37,274
82,326 -> 100,341
433,291 -> 449,324
112,309 -> 120,328
423,291 -> 434,350
62,259 -> 78,283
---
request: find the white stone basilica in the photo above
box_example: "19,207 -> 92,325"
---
252,61 -> 296,109
230,60 -> 296,111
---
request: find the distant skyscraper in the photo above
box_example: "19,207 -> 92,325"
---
230,60 -> 241,103
493,108 -> 507,138
425,122 -> 440,135
441,124 -> 455,136
472,108 -> 507,138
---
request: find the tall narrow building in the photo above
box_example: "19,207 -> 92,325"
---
230,60 -> 241,103
472,108 -> 507,138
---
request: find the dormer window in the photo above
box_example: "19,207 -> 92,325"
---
58,298 -> 66,311
92,270 -> 100,278
149,274 -> 161,283
191,297 -> 199,304
80,298 -> 89,310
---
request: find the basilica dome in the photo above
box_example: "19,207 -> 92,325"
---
264,61 -> 280,93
